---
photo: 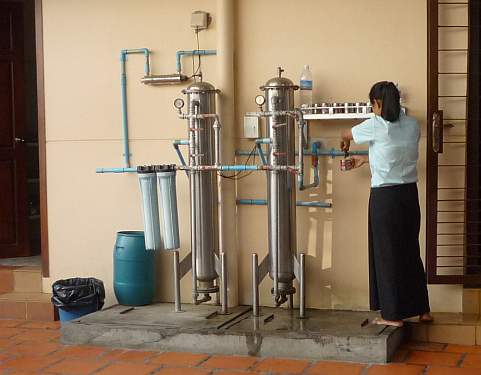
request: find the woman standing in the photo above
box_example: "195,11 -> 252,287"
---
340,81 -> 433,327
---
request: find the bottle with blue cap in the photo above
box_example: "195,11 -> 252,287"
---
299,64 -> 313,107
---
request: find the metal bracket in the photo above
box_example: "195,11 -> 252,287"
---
214,253 -> 220,275
293,254 -> 300,280
179,252 -> 192,279
258,254 -> 270,281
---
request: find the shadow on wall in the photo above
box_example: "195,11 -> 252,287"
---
297,156 -> 333,310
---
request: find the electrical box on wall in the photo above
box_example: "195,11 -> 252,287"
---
191,11 -> 211,30
244,116 -> 260,139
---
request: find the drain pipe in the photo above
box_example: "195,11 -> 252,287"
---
120,48 -> 150,168
296,109 -> 306,190
301,141 -> 321,190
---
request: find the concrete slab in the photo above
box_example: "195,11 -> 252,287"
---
61,303 -> 405,363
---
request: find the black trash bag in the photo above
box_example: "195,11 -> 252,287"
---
51,278 -> 105,311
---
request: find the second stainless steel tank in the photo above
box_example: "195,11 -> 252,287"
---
184,82 -> 219,293
261,69 -> 298,300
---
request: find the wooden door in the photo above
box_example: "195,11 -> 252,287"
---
0,2 -> 29,258
426,0 -> 481,285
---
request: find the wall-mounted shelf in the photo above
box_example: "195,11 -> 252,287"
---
301,103 -> 373,121
301,104 -> 406,121
303,112 -> 374,121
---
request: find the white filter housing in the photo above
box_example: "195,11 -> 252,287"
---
156,167 -> 180,250
138,169 -> 161,251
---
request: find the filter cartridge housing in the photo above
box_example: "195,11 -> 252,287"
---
137,166 -> 161,251
156,165 -> 180,250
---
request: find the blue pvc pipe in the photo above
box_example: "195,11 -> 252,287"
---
119,48 -> 151,168
120,48 -> 150,75
120,71 -> 130,167
172,141 -> 188,177
256,143 -> 268,166
235,148 -> 368,158
220,165 -> 259,171
176,50 -> 216,73
96,164 -> 265,174
96,167 -> 137,174
296,201 -> 332,208
237,199 -> 332,208
238,199 -> 266,205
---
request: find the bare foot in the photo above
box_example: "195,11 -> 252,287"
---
419,313 -> 434,323
373,317 -> 404,327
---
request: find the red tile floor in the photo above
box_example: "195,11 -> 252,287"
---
1,319 -> 481,374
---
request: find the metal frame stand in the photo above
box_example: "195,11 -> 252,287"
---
251,252 -> 306,319
171,250 -> 228,315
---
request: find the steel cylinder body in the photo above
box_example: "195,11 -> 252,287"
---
262,76 -> 298,296
184,82 -> 219,292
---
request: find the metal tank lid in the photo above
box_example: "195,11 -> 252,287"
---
182,81 -> 220,94
260,67 -> 299,90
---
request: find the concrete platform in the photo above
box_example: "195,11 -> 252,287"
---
61,303 -> 406,363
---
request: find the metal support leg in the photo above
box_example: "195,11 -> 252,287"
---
190,173 -> 198,303
173,250 -> 181,312
288,294 -> 294,309
299,253 -> 306,319
221,252 -> 228,314
252,253 -> 260,317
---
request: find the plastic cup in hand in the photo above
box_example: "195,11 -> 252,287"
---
340,157 -> 354,171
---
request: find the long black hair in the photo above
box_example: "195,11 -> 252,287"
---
369,81 -> 401,122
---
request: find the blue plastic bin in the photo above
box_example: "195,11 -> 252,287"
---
58,304 -> 97,322
52,277 -> 105,322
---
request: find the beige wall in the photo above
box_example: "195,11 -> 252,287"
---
41,0 -> 462,312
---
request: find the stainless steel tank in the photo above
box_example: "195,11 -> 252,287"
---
261,69 -> 298,301
184,81 -> 219,293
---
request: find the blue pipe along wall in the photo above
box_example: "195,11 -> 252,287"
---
118,48 -> 216,168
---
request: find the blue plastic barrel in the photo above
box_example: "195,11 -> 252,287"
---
114,231 -> 156,306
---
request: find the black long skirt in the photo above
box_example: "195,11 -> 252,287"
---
368,183 -> 430,321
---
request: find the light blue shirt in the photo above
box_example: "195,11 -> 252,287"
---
351,112 -> 420,188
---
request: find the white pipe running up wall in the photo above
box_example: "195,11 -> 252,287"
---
216,0 -> 237,307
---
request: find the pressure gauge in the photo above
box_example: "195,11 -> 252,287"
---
173,98 -> 184,110
255,95 -> 266,107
